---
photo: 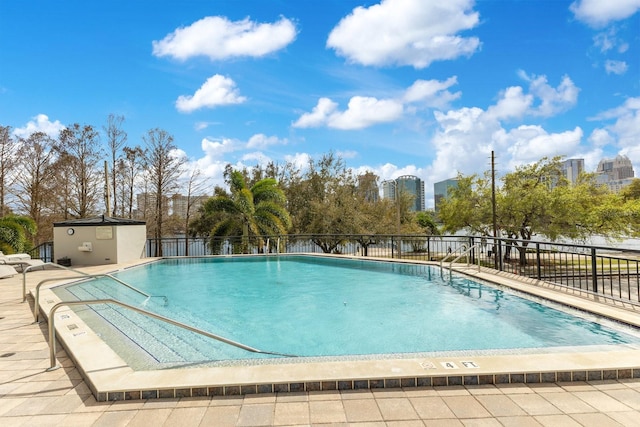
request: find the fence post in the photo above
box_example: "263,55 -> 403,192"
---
391,236 -> 395,259
536,243 -> 541,280
590,247 -> 598,293
469,237 -> 475,264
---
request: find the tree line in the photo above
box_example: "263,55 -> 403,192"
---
2,115 -> 640,258
190,155 -> 640,257
438,157 -> 640,265
0,115 -> 196,251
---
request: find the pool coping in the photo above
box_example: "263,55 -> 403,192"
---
34,255 -> 640,402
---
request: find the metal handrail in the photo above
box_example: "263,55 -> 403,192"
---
439,244 -> 469,271
440,243 -> 482,277
47,299 -> 297,370
33,274 -> 168,322
23,262 -> 90,302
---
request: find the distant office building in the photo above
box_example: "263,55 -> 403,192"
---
357,172 -> 379,203
604,178 -> 635,194
171,194 -> 209,219
597,155 -> 635,181
434,178 -> 459,214
136,192 -> 157,218
393,175 -> 424,212
561,158 -> 584,185
381,175 -> 424,211
381,180 -> 396,201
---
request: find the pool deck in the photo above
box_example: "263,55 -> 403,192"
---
1,257 -> 640,425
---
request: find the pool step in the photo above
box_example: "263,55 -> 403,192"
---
64,282 -> 229,364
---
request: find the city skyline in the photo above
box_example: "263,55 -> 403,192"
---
1,1 -> 639,208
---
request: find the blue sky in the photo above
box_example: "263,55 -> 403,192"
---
1,0 -> 639,207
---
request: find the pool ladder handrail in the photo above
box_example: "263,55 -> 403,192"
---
33,273 -> 168,322
22,262 -> 90,302
46,298 -> 297,370
440,243 -> 482,277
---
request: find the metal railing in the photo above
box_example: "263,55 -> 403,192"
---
22,262 -> 89,302
440,243 -> 482,276
33,273 -> 168,322
28,241 -> 54,262
46,299 -> 297,370
146,234 -> 640,305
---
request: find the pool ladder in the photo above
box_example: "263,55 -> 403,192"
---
439,243 -> 482,278
45,298 -> 297,371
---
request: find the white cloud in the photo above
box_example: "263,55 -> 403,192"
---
426,86 -> 586,184
200,137 -> 238,157
329,97 -> 403,130
403,77 -> 461,108
603,98 -> 640,151
283,152 -> 311,170
487,86 -> 533,120
241,151 -> 272,165
502,126 -> 583,167
592,27 -> 631,53
604,59 -> 628,75
246,133 -> 287,149
520,72 -> 580,116
590,97 -> 640,120
294,77 -> 460,130
570,0 -> 640,27
588,128 -> 614,147
176,75 -> 246,113
152,16 -> 297,61
327,0 -> 480,68
13,114 -> 65,138
292,98 -> 338,128
293,96 -> 403,130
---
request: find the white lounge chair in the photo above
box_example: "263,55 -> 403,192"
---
0,251 -> 31,261
0,264 -> 18,278
0,254 -> 45,272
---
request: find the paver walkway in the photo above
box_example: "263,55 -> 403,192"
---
1,267 -> 640,426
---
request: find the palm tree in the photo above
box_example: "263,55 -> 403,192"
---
0,214 -> 37,254
203,171 -> 291,254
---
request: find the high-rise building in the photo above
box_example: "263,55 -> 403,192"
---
170,194 -> 209,219
382,175 -> 424,211
381,180 -> 396,201
357,172 -> 379,203
596,155 -> 635,181
606,178 -> 636,194
434,178 -> 459,214
561,158 -> 584,185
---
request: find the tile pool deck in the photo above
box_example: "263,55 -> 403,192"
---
1,257 -> 640,425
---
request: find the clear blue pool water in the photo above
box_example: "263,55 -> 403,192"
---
53,256 -> 640,368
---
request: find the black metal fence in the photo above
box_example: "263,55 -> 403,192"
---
146,234 -> 640,305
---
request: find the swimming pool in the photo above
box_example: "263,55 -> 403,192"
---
51,255 -> 640,370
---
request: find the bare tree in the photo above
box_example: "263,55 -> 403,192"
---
50,152 -> 75,220
143,128 -> 185,256
56,124 -> 103,218
103,114 -> 127,216
13,132 -> 57,243
181,168 -> 209,255
0,125 -> 18,215
120,146 -> 145,218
